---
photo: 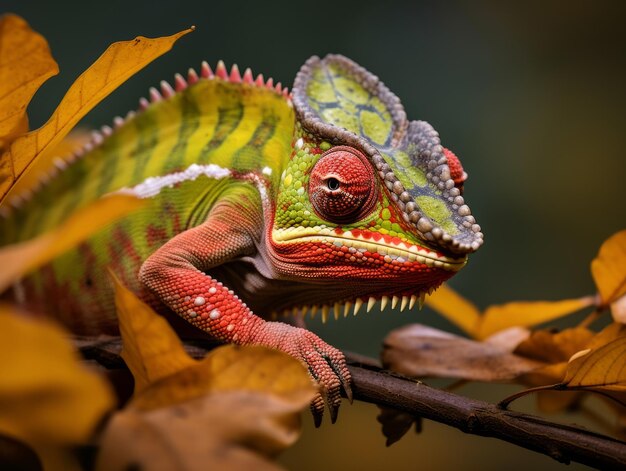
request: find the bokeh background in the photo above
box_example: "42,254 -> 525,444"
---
5,1 -> 626,469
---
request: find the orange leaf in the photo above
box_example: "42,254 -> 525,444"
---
592,229 -> 626,306
0,14 -> 58,150
111,272 -> 196,393
562,336 -> 626,391
0,305 -> 114,470
476,296 -> 594,340
514,327 -> 594,364
0,26 -> 194,205
107,278 -> 315,468
425,284 -> 481,336
0,194 -> 143,292
13,129 -> 92,193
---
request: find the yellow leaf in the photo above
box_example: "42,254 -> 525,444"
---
586,322 -> 626,350
0,14 -> 58,150
0,194 -> 143,292
112,277 -> 316,410
105,282 -> 316,469
0,26 -> 194,205
514,327 -> 594,364
0,305 -> 114,451
14,129 -> 92,193
476,296 -> 594,339
425,284 -> 481,336
591,229 -> 626,306
111,273 -> 196,393
133,345 -> 316,411
562,336 -> 626,391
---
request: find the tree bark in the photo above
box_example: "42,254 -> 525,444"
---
76,336 -> 626,471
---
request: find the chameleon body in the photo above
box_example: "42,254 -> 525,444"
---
1,55 -> 483,422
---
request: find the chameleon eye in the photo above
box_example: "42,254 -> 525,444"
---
326,177 -> 341,191
309,146 -> 377,223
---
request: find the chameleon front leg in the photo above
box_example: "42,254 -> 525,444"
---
138,197 -> 351,424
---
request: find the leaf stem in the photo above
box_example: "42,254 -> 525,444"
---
497,384 -> 564,409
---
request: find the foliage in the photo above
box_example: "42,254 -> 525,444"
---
383,230 -> 626,441
0,12 -> 625,470
0,15 -> 314,470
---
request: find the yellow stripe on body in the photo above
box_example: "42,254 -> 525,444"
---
142,98 -> 184,178
180,81 -> 220,167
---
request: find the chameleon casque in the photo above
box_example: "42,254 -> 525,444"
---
1,54 -> 483,423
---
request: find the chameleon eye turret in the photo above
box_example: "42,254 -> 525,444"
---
292,55 -> 483,254
309,146 -> 378,223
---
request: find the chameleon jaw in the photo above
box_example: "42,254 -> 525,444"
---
272,226 -> 467,272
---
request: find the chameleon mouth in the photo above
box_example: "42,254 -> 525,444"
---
272,226 -> 467,271
270,288 -> 439,323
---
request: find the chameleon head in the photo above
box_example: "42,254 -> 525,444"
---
267,54 -> 483,311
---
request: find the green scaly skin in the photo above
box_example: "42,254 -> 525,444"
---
1,55 -> 483,424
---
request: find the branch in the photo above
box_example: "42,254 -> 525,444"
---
76,336 -> 626,470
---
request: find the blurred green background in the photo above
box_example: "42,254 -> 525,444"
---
5,1 -> 625,469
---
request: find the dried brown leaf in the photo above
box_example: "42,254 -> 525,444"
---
105,278 -> 316,469
382,324 -> 543,382
96,391 -> 306,471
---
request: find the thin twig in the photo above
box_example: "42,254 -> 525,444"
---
76,336 -> 626,470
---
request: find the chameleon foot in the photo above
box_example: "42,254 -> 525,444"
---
249,322 -> 352,426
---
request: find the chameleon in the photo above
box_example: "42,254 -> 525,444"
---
1,54 -> 483,424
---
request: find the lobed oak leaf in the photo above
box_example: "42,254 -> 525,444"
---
382,324 -> 543,382
0,14 -> 58,151
476,296 -> 594,340
425,283 -> 481,336
0,26 -> 194,205
0,194 -> 144,292
0,305 -> 114,470
591,229 -> 626,308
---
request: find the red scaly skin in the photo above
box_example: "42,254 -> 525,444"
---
139,186 -> 351,424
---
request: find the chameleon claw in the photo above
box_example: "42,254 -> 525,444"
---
311,397 -> 325,428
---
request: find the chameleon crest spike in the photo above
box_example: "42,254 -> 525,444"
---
2,53 -> 483,426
